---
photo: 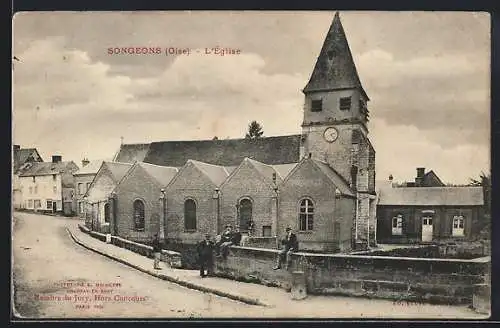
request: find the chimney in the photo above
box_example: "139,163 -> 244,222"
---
82,158 -> 90,167
14,145 -> 20,150
388,174 -> 394,188
52,155 -> 62,163
415,167 -> 425,186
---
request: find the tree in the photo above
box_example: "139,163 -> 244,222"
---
245,121 -> 264,139
468,171 -> 491,239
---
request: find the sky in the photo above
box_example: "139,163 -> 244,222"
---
12,11 -> 490,185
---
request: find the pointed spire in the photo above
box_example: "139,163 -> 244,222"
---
303,12 -> 368,99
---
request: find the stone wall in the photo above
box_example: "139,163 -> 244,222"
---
78,224 -> 182,268
243,236 -> 278,249
213,245 -> 490,305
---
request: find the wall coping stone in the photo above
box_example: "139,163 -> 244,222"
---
229,245 -> 490,263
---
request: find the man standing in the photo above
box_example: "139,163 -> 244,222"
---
273,227 -> 299,270
197,233 -> 215,278
152,233 -> 162,270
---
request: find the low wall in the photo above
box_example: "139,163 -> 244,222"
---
164,239 -> 201,269
77,224 -> 182,268
242,237 -> 278,249
213,246 -> 490,305
363,242 -> 489,259
473,283 -> 491,315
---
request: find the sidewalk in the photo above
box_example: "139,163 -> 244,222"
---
66,223 -> 284,307
66,222 -> 487,319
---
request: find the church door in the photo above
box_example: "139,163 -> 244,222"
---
239,199 -> 252,231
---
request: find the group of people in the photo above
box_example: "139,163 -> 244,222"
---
197,224 -> 242,278
151,225 -> 300,278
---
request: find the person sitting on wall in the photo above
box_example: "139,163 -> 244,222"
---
197,233 -> 215,278
273,227 -> 299,270
152,233 -> 162,270
217,225 -> 234,259
231,225 -> 242,246
215,224 -> 232,256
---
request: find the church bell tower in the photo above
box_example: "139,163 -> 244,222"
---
301,12 -> 376,246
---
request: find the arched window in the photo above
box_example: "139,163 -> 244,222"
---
133,200 -> 145,231
104,203 -> 110,223
184,199 -> 197,231
239,198 -> 253,231
299,198 -> 314,231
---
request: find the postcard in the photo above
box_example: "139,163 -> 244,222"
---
12,11 -> 491,320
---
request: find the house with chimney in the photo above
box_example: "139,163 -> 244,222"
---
74,159 -> 104,218
12,144 -> 44,209
107,13 -> 377,252
18,155 -> 79,215
376,168 -> 485,244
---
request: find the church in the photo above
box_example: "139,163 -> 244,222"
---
87,12 -> 377,252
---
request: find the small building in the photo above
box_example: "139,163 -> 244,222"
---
111,162 -> 178,243
404,167 -> 445,187
376,185 -> 485,244
12,145 -> 44,209
18,155 -> 79,215
84,161 -> 132,233
165,160 -> 235,244
278,157 -> 356,252
73,159 -> 103,218
220,157 -> 296,237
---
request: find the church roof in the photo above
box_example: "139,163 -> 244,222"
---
137,162 -> 179,187
312,159 -> 355,197
247,158 -> 281,182
114,135 -> 302,167
104,162 -> 134,183
378,187 -> 484,206
113,143 -> 150,163
303,12 -> 368,99
85,161 -> 132,202
271,163 -> 299,180
189,160 -> 232,186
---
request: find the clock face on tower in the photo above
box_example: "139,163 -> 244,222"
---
323,127 -> 339,143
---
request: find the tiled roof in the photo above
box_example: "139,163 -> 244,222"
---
19,161 -> 78,177
303,12 -> 368,98
378,187 -> 484,206
13,148 -> 42,171
74,160 -> 104,175
272,163 -> 298,180
113,143 -> 150,164
86,162 -> 132,202
104,162 -> 133,183
246,158 -> 282,184
312,159 -> 355,197
134,135 -> 301,167
137,162 -> 178,187
189,160 -> 231,186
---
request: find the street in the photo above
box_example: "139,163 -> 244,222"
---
12,212 -> 258,318
12,212 -> 485,319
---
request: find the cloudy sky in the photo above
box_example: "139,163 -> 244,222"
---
12,11 -> 490,184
